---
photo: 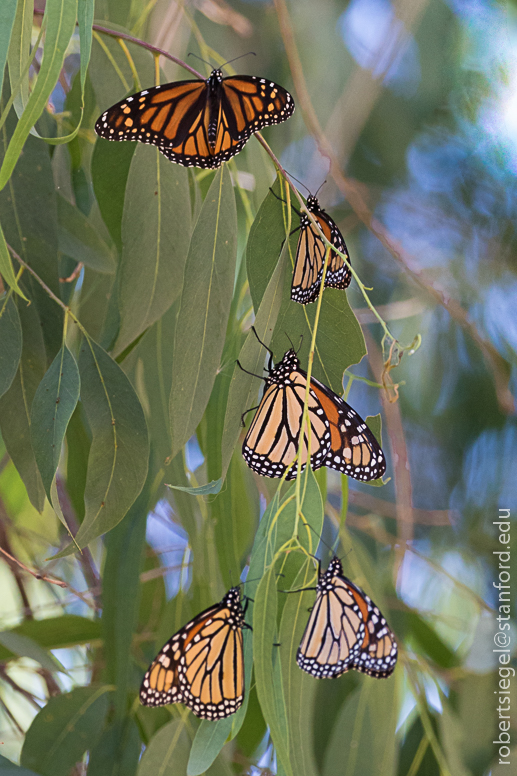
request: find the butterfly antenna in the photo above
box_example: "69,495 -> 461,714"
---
250,326 -> 274,372
188,52 -> 213,69
221,52 -> 256,69
284,169 -> 311,196
314,179 -> 327,198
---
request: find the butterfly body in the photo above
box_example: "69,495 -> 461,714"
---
297,557 -> 398,679
292,195 -> 352,304
242,348 -> 386,481
95,69 -> 294,169
140,586 -> 246,719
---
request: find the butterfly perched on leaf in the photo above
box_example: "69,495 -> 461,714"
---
240,338 -> 386,482
291,194 -> 352,304
297,556 -> 398,679
140,586 -> 248,719
94,68 -> 295,169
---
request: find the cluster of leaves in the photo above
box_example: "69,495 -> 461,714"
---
0,2 -> 507,776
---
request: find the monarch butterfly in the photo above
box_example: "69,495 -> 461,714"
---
94,69 -> 294,169
139,586 -> 248,719
292,194 -> 352,304
297,556 -> 398,678
240,338 -> 386,482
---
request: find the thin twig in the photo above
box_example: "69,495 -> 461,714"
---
32,7 -> 204,79
0,546 -> 67,588
364,328 -> 414,560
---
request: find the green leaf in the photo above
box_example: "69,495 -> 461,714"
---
77,0 -> 94,92
0,631 -> 65,673
30,345 -> 80,501
0,0 -> 79,189
279,559 -> 319,776
271,285 -> 366,396
0,104 -> 62,360
20,686 -> 111,776
0,0 -> 18,117
220,240 -> 288,476
91,139 -> 136,252
187,722 -> 231,776
0,615 -> 101,662
0,300 -> 46,510
322,681 -> 398,776
166,478 -> 222,496
0,294 -> 22,398
57,194 -> 116,274
113,146 -> 191,355
246,178 -> 290,310
102,485 -> 149,718
405,610 -> 460,668
0,754 -> 40,775
0,222 -> 27,300
253,566 -> 292,776
88,719 -> 141,776
7,0 -> 33,118
58,337 -> 149,552
138,719 -> 190,776
169,166 -> 237,458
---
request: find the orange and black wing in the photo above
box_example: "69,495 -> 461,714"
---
94,80 -> 217,167
291,207 -> 351,305
95,73 -> 294,169
242,370 -> 331,479
140,588 -> 245,720
308,375 -> 386,481
297,557 -> 397,678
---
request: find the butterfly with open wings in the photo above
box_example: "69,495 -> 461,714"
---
95,68 -> 294,169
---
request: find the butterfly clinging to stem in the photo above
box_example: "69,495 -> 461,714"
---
239,330 -> 386,481
140,586 -> 249,720
296,556 -> 398,679
94,56 -> 295,169
272,179 -> 352,304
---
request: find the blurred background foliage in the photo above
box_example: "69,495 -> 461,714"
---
0,0 -> 516,774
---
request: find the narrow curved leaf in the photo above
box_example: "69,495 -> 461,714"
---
221,240 -> 288,476
0,0 -> 18,112
138,719 -> 190,776
187,721 -> 232,776
114,146 -> 191,355
30,345 -> 80,501
0,301 -> 46,511
77,0 -> 94,92
59,337 -> 149,551
166,478 -> 222,496
170,166 -> 237,458
7,0 -> 33,118
0,615 -> 101,663
0,631 -> 65,673
253,566 -> 292,776
57,194 -> 116,274
0,294 -> 22,398
20,686 -> 111,776
0,223 -> 27,300
0,0 -> 79,189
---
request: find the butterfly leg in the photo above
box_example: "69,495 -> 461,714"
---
240,405 -> 259,427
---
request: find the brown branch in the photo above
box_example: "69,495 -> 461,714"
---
347,489 -> 454,526
0,544 -> 67,589
0,666 -> 42,709
33,7 -> 204,79
0,694 -> 25,736
0,501 -> 35,616
364,328 -> 414,554
273,0 -> 514,415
